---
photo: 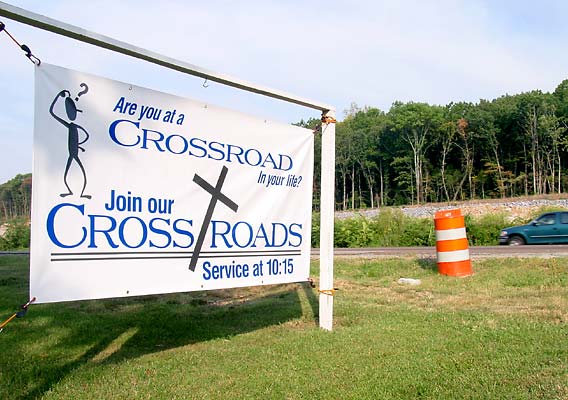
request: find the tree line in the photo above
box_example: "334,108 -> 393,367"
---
299,79 -> 568,210
4,80 -> 568,219
0,173 -> 31,221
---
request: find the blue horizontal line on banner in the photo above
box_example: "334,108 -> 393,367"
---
51,249 -> 300,256
50,250 -> 302,262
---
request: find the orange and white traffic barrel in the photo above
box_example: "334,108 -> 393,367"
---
434,209 -> 473,277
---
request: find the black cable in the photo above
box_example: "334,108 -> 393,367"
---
0,20 -> 41,65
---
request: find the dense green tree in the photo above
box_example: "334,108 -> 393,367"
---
387,102 -> 444,204
0,174 -> 31,221
327,80 -> 568,208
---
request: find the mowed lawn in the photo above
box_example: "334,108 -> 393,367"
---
0,255 -> 566,399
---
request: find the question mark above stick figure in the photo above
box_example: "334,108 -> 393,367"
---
75,83 -> 89,101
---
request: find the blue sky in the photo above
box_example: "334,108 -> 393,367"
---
2,0 -> 568,183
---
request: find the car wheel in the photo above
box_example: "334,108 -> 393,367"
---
508,236 -> 525,246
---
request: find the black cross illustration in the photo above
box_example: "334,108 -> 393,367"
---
189,166 -> 238,271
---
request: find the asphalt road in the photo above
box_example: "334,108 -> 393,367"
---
316,245 -> 568,258
3,246 -> 568,258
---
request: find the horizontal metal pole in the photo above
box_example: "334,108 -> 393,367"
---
0,1 -> 334,113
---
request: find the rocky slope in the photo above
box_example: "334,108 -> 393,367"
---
336,196 -> 568,222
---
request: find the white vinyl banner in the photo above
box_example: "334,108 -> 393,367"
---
31,64 -> 313,303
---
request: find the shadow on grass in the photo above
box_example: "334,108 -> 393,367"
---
417,257 -> 438,272
0,256 -> 312,399
301,280 -> 319,326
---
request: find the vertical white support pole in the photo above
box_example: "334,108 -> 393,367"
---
319,110 -> 336,331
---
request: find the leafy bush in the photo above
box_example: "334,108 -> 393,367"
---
311,212 -> 320,247
313,209 -> 515,248
464,213 -> 510,246
334,217 -> 373,247
313,209 -> 436,248
400,217 -> 436,246
368,209 -> 406,247
0,220 -> 30,250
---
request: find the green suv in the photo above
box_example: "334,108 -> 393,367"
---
499,211 -> 568,245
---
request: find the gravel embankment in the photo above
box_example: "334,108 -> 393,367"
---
336,198 -> 568,221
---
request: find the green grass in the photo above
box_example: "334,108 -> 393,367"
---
0,255 -> 566,399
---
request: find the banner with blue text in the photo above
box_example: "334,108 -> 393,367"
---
31,63 -> 313,303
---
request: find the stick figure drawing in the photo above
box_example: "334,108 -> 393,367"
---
49,86 -> 92,199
